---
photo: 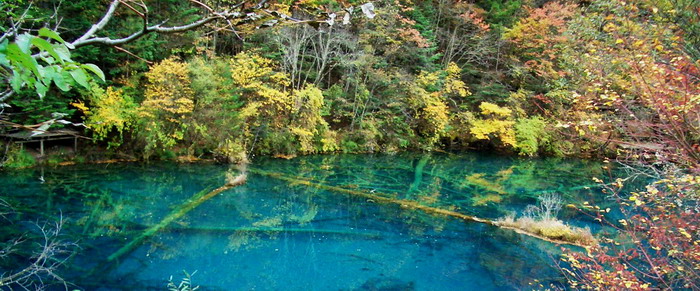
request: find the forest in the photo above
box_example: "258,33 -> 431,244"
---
1,0 -> 699,290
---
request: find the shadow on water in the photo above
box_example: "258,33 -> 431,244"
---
0,152 -> 645,290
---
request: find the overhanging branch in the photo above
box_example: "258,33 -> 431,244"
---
69,0 -> 251,48
71,0 -> 121,46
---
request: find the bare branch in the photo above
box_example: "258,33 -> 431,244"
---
0,89 -> 14,103
188,0 -> 216,14
70,0 -> 121,46
0,215 -> 78,289
114,46 -> 153,64
71,10 -> 245,48
120,0 -> 146,19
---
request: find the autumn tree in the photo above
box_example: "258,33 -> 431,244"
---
504,2 -> 576,82
137,58 -> 194,156
546,1 -> 700,289
557,0 -> 700,167
72,85 -> 137,148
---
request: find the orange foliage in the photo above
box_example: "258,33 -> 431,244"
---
504,2 -> 577,78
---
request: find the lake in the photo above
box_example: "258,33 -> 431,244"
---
0,152 -> 631,290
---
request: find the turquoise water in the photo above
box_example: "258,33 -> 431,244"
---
0,152 -> 629,290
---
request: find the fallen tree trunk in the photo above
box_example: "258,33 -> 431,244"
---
161,225 -> 382,238
251,169 -> 594,248
106,174 -> 247,262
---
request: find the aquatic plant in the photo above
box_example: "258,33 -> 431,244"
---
496,193 -> 596,246
98,167 -> 248,269
167,270 -> 199,291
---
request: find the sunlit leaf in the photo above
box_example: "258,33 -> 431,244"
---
81,63 -> 105,82
54,45 -> 72,62
15,33 -> 33,53
31,38 -> 63,64
69,69 -> 89,89
10,71 -> 23,91
53,71 -> 71,91
7,43 -> 40,79
35,81 -> 48,99
41,66 -> 57,86
38,27 -> 67,44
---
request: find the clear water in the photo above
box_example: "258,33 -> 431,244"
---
0,152 -> 632,290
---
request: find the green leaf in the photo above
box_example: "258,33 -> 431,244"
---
53,71 -> 71,91
69,69 -> 89,89
15,33 -> 32,53
41,56 -> 56,65
36,64 -> 46,79
31,38 -> 63,64
42,66 -> 57,86
0,52 -> 8,67
6,43 -> 40,79
38,27 -> 67,44
10,71 -> 23,91
54,45 -> 72,62
35,81 -> 48,99
81,63 -> 105,82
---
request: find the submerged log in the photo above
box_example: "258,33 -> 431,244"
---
163,225 -> 382,238
103,172 -> 247,264
251,169 -> 594,248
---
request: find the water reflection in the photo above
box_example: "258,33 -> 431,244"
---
0,152 -> 637,290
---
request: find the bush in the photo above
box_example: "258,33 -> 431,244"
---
514,116 -> 550,156
2,145 -> 36,169
341,139 -> 359,153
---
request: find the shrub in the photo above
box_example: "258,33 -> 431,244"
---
2,145 -> 36,169
514,116 -> 550,156
73,85 -> 137,148
469,102 -> 517,148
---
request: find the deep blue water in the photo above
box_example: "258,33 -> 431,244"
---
0,152 -> 635,290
